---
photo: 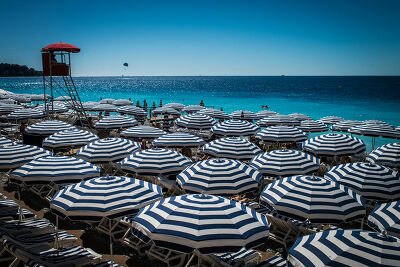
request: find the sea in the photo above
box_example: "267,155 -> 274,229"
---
1,76 -> 400,152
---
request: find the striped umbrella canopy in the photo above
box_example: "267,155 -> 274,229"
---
11,156 -> 100,185
0,144 -> 52,170
25,120 -> 76,136
202,137 -> 263,160
75,101 -> 98,111
43,129 -> 99,149
9,95 -> 31,103
364,120 -> 394,127
397,126 -> 400,132
176,158 -> 262,195
348,123 -> 398,138
0,98 -> 17,104
175,114 -> 216,130
255,126 -> 307,143
367,143 -> 400,168
258,115 -> 300,127
117,106 -> 147,117
95,115 -> 138,129
99,98 -> 115,104
319,116 -> 345,125
152,107 -> 180,116
163,103 -> 185,110
120,126 -> 166,139
152,132 -> 206,148
303,133 -> 366,157
298,120 -> 329,133
250,149 -> 320,177
92,103 -> 117,112
182,105 -> 205,113
229,110 -> 258,120
0,104 -> 23,115
0,136 -> 15,147
197,108 -> 230,119
368,201 -> 400,238
50,176 -> 163,221
7,108 -> 44,120
325,162 -> 400,201
54,96 -> 72,101
77,138 -> 140,164
37,103 -> 68,113
120,148 -> 192,176
332,120 -> 363,131
288,229 -> 400,267
211,120 -> 260,137
256,110 -> 278,118
132,194 -> 269,254
29,94 -> 50,101
112,99 -> 133,106
260,175 -> 365,224
288,113 -> 312,121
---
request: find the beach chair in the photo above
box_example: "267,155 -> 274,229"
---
96,217 -> 128,242
145,243 -> 188,267
201,248 -> 262,267
0,230 -> 77,250
2,239 -> 102,267
255,255 -> 287,267
156,176 -> 184,196
120,215 -> 151,256
0,218 -> 55,236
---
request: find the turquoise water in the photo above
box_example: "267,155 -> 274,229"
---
1,76 -> 400,151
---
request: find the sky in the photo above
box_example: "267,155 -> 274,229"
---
0,0 -> 400,76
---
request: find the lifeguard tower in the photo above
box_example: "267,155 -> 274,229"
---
41,42 -> 87,125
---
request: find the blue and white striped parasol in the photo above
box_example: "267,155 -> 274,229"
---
318,116 -> 345,125
368,201 -> 400,238
95,115 -> 138,129
50,176 -> 163,221
175,114 -> 216,130
182,105 -> 205,113
288,113 -> 312,121
255,126 -> 307,143
0,144 -> 52,170
332,120 -> 363,132
132,194 -> 269,254
260,175 -> 365,224
176,158 -> 262,195
152,107 -> 180,116
117,106 -> 146,117
0,104 -> 23,115
298,120 -> 329,133
0,136 -> 15,147
77,138 -> 140,163
366,143 -> 400,168
12,156 -> 100,185
37,103 -> 68,113
258,115 -> 300,127
202,137 -> 263,160
303,133 -> 366,157
197,108 -> 230,119
120,126 -> 166,139
348,123 -> 398,139
256,110 -> 278,118
250,149 -> 320,177
211,120 -> 260,137
229,110 -> 258,120
112,99 -> 133,106
7,108 -> 44,120
325,162 -> 400,201
25,120 -> 76,136
43,129 -> 99,149
163,103 -> 185,110
92,103 -> 117,112
120,148 -> 192,176
152,132 -> 206,148
288,229 -> 400,267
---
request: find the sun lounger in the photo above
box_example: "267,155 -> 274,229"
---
0,230 -> 77,250
206,248 -> 262,267
255,255 -> 287,266
120,215 -> 151,256
95,217 -> 128,242
3,239 -> 102,267
145,242 -> 188,267
0,219 -> 55,236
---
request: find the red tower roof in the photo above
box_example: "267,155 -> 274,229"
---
41,43 -> 80,53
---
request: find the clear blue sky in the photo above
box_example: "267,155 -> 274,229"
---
1,0 -> 399,76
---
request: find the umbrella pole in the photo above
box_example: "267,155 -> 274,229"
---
109,219 -> 114,264
185,251 -> 196,267
55,215 -> 59,250
18,191 -> 22,222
